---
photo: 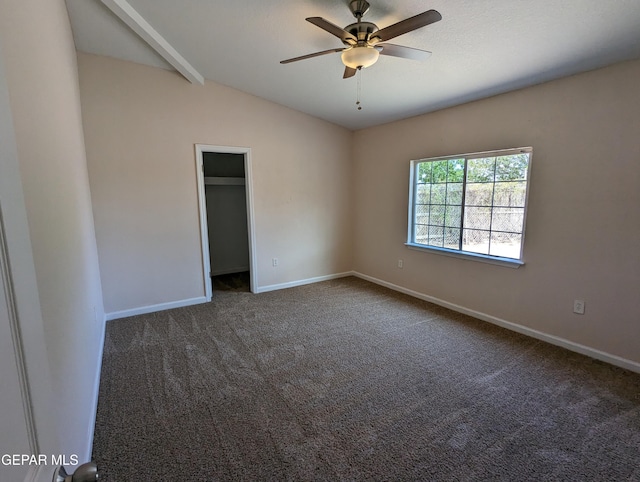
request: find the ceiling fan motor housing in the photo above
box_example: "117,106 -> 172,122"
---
344,21 -> 379,45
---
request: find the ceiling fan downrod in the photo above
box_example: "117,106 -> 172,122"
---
349,0 -> 370,20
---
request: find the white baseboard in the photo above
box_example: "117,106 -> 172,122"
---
256,272 -> 354,293
105,296 -> 208,321
353,272 -> 640,374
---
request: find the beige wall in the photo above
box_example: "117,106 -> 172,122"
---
77,53 -> 353,314
0,0 -> 105,464
353,60 -> 640,364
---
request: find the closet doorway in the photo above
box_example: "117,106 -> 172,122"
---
195,145 -> 257,298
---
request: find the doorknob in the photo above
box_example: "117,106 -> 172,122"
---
54,461 -> 99,482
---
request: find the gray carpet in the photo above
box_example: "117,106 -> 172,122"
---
93,277 -> 640,481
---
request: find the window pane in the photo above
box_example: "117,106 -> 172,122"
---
447,158 -> 465,182
491,207 -> 524,233
464,206 -> 492,230
490,232 -> 522,259
447,183 -> 463,205
415,224 -> 428,244
495,154 -> 529,181
415,204 -> 429,225
462,229 -> 490,254
417,162 -> 432,184
444,228 -> 460,249
493,181 -> 526,207
432,160 -> 448,183
416,183 -> 431,203
445,205 -> 461,228
431,184 -> 447,204
467,157 -> 496,183
428,226 -> 444,247
415,204 -> 429,216
429,205 -> 445,226
465,182 -> 494,206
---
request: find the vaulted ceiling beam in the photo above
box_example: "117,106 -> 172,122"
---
100,0 -> 204,85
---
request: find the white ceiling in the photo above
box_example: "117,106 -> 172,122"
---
65,0 -> 640,130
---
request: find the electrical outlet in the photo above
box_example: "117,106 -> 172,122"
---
573,300 -> 585,315
272,258 -> 278,267
397,259 -> 404,269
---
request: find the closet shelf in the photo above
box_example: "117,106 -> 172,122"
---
204,176 -> 245,186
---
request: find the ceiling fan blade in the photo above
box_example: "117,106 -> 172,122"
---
343,66 -> 357,79
306,17 -> 357,45
371,10 -> 442,43
377,43 -> 432,61
280,48 -> 344,64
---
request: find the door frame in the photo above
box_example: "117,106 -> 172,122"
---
195,144 -> 257,298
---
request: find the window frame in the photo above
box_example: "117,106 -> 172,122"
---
406,147 -> 533,268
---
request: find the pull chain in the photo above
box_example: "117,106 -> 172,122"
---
356,67 -> 362,110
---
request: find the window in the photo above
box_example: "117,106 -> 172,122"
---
407,147 -> 532,265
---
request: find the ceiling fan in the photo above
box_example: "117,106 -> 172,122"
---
280,0 -> 442,79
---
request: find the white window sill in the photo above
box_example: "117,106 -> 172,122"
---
405,242 -> 524,268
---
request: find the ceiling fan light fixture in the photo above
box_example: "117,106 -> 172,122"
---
341,46 -> 380,69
